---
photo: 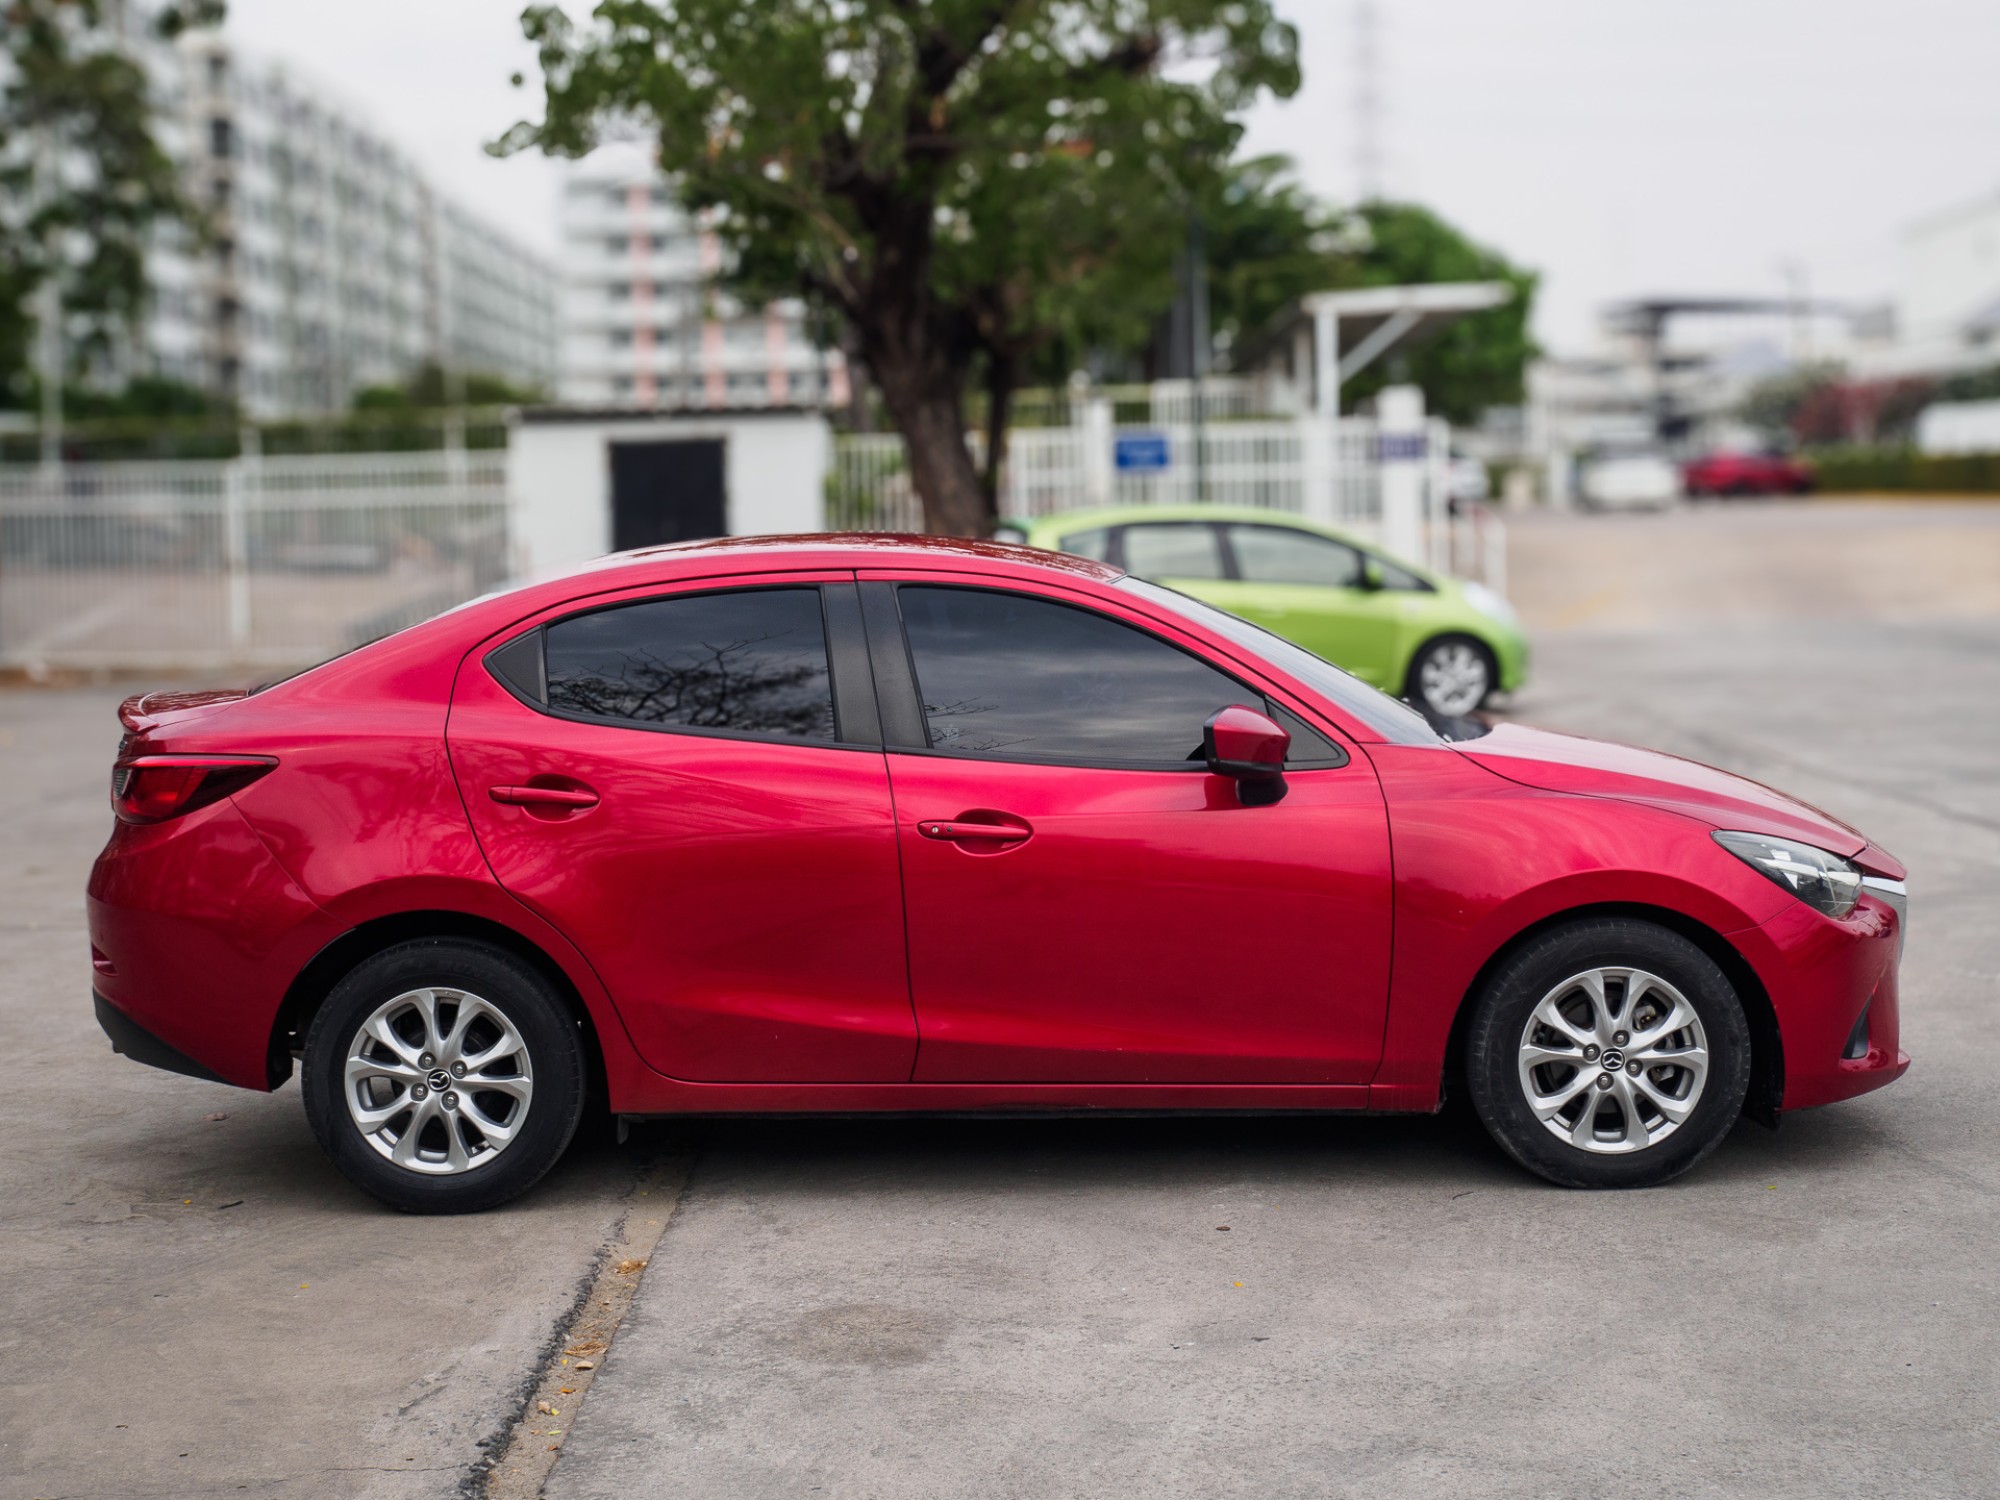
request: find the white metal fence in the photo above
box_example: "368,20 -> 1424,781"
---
828,413 -> 1503,589
0,450 -> 508,671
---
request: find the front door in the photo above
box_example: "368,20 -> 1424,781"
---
448,577 -> 916,1082
868,577 -> 1394,1084
1200,522 -> 1402,688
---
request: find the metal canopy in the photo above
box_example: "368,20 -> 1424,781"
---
1240,281 -> 1513,417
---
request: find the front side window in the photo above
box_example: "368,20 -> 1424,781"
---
1119,523 -> 1225,581
1228,524 -> 1363,588
1053,526 -> 1112,562
544,588 -> 835,741
897,586 -> 1249,764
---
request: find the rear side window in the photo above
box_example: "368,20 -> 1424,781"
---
1119,523 -> 1225,581
543,587 -> 836,741
897,586 -> 1249,765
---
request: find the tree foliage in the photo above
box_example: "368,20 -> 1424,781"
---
0,1 -> 224,407
352,362 -> 547,412
503,0 -> 1298,535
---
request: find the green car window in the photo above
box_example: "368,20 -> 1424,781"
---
1228,525 -> 1363,588
1120,523 -> 1225,580
1054,526 -> 1113,562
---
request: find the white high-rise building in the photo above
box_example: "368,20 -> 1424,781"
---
145,28 -> 557,417
556,147 -> 845,410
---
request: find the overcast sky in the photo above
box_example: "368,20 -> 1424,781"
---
222,0 -> 2000,352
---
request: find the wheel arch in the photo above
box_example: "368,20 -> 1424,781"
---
1438,901 -> 1783,1127
266,910 -> 609,1109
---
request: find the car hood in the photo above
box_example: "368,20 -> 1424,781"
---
1459,723 -> 1871,858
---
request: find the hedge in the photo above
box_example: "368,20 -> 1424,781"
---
1811,446 -> 2000,494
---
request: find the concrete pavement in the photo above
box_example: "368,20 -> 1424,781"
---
547,502 -> 2000,1499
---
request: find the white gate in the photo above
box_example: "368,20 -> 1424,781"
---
0,450 -> 508,672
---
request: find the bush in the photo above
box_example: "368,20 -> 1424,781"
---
1810,446 -> 2000,494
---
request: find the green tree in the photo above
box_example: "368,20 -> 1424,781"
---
352,362 -> 546,412
503,0 -> 1298,536
0,1 -> 225,407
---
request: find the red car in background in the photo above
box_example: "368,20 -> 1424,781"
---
1683,451 -> 1815,497
89,536 -> 1907,1211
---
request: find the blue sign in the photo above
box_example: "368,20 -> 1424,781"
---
1377,432 -> 1429,462
1114,432 -> 1172,473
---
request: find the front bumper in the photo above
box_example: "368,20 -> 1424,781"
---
1737,879 -> 1910,1112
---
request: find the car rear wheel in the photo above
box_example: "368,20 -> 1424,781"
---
302,939 -> 586,1213
1464,918 -> 1752,1188
1408,634 -> 1495,718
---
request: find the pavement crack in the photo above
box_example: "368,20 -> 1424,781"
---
473,1137 -> 695,1500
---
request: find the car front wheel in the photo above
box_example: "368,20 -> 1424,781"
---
302,939 -> 587,1213
1464,918 -> 1752,1188
1408,634 -> 1495,718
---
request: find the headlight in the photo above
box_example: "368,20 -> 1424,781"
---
1461,581 -> 1519,626
1713,830 -> 1862,919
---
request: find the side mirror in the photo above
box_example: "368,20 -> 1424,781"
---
1203,705 -> 1290,807
1357,557 -> 1386,592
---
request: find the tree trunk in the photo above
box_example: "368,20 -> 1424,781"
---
865,340 -> 990,538
977,346 -> 1015,534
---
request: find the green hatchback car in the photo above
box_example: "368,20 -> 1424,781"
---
1008,505 -> 1528,717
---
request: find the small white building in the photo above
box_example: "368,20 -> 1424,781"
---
555,147 -> 846,412
508,407 -> 834,580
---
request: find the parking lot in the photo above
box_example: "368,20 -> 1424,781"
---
4,500 -> 1997,1498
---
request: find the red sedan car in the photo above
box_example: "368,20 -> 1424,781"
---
89,536 -> 1908,1211
1683,451 -> 1815,497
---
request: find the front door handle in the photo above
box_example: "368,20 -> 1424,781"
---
489,783 -> 600,811
917,816 -> 1033,844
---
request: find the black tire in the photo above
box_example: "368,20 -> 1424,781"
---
1464,918 -> 1752,1189
302,939 -> 587,1213
1405,633 -> 1497,718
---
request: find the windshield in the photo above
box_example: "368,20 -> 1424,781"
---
1116,576 -> 1442,746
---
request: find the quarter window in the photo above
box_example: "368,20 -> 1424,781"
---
544,588 -> 836,741
1119,523 -> 1225,581
897,586 -> 1249,764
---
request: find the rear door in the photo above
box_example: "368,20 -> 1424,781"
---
447,575 -> 916,1082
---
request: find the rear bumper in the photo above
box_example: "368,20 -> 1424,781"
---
87,800 -> 334,1091
94,990 -> 228,1084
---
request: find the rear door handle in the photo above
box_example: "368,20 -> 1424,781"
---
918,817 -> 1033,843
489,784 -> 600,810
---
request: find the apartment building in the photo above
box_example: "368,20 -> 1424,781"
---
146,28 -> 556,417
556,147 -> 845,410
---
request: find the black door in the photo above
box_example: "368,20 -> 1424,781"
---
609,439 -> 727,550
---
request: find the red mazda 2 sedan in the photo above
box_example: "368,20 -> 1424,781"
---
89,536 -> 1908,1211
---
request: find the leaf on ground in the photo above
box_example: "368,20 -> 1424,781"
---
614,1258 -> 648,1275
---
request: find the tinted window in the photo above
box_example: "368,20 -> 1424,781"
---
1229,525 -> 1362,588
1054,526 -> 1112,562
1115,576 -> 1441,746
545,588 -> 835,741
898,586 -> 1248,764
1374,556 -> 1431,591
1120,523 -> 1225,581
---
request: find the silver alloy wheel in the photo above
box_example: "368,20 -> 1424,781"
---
1516,967 -> 1709,1155
1418,641 -> 1490,717
343,987 -> 535,1176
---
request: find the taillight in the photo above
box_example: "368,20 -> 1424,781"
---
111,755 -> 277,824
